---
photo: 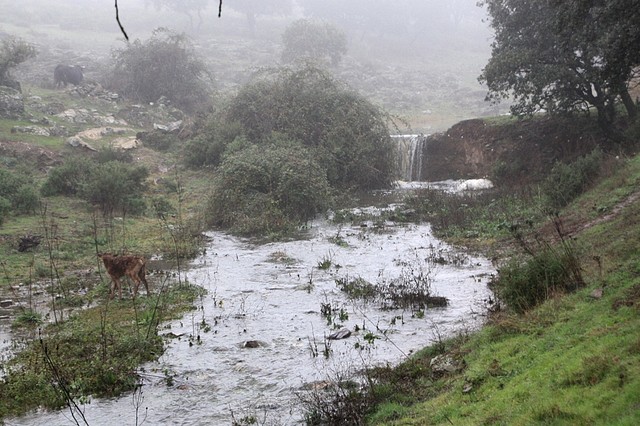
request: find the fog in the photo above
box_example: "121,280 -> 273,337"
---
1,0 -> 502,131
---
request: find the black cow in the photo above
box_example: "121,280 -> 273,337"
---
54,64 -> 84,88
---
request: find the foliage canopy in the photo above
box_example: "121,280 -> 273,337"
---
190,65 -> 394,236
479,0 -> 640,135
225,65 -> 395,190
108,28 -> 212,112
41,157 -> 148,217
281,19 -> 348,66
0,36 -> 36,89
206,135 -> 332,236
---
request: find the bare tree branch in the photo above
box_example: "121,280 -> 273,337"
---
115,0 -> 129,41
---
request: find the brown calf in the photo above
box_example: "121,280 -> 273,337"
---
98,253 -> 150,299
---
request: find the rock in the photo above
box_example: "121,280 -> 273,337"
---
153,120 -> 182,133
328,327 -> 352,340
163,332 -> 186,339
67,136 -> 97,151
243,340 -> 262,348
0,300 -> 13,308
590,288 -> 604,299
429,354 -> 460,375
11,125 -> 50,136
0,86 -> 24,119
111,136 -> 140,150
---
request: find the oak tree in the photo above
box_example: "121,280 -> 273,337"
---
479,0 -> 640,136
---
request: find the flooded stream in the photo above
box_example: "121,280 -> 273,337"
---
6,190 -> 495,425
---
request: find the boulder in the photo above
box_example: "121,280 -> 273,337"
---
429,354 -> 462,375
328,327 -> 352,340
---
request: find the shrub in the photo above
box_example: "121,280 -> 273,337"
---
80,161 -> 148,217
95,146 -> 133,164
183,119 -> 244,168
0,36 -> 37,89
12,185 -> 40,214
542,148 -> 603,210
0,196 -> 10,224
493,225 -> 584,313
205,136 -> 332,236
226,65 -> 395,190
40,157 -> 93,196
139,131 -> 176,153
107,28 -> 212,112
0,167 -> 22,199
281,19 -> 348,66
0,168 -> 40,216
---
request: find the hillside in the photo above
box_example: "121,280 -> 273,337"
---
364,154 -> 640,425
358,125 -> 640,423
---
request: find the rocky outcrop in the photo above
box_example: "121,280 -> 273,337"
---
0,85 -> 24,119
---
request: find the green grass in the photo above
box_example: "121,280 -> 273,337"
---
361,152 -> 640,425
0,282 -> 204,419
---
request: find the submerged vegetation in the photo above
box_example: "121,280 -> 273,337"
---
301,137 -> 640,424
0,283 -> 203,419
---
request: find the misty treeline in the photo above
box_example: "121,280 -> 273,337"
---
480,0 -> 640,138
119,0 -> 484,39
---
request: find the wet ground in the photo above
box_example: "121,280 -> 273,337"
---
7,209 -> 494,425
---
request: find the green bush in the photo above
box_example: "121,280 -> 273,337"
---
542,148 -> 603,210
42,157 -> 148,217
281,19 -> 348,66
0,196 -> 10,224
81,161 -> 148,217
226,65 -> 395,190
95,146 -> 133,164
12,185 -> 40,214
206,136 -> 332,236
183,119 -> 244,168
139,131 -> 177,153
40,157 -> 93,196
493,241 -> 584,313
0,168 -> 40,217
107,28 -> 212,112
0,167 -> 22,199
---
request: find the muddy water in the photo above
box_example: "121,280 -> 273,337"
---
9,213 -> 494,425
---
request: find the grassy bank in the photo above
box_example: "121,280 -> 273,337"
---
308,142 -> 640,424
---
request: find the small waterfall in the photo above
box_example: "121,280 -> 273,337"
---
393,134 -> 427,181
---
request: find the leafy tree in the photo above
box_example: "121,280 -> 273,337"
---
0,36 -> 36,90
0,196 -> 10,225
108,28 -> 212,112
206,135 -> 331,236
281,19 -> 347,66
226,65 -> 395,190
479,0 -> 640,136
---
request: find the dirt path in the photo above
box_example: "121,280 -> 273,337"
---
576,189 -> 640,234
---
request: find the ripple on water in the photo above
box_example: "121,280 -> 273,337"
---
8,219 -> 494,425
